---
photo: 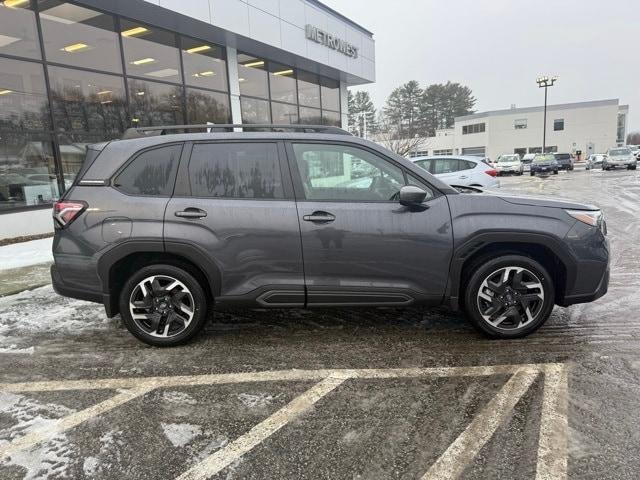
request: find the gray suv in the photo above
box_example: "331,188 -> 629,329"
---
51,125 -> 610,346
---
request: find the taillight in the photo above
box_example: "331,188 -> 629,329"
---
484,169 -> 498,177
53,200 -> 86,227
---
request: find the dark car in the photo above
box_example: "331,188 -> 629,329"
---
529,154 -> 559,176
553,153 -> 574,171
51,124 -> 610,346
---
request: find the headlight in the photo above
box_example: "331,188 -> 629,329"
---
565,209 -> 603,228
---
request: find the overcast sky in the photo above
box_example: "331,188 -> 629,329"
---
322,0 -> 637,132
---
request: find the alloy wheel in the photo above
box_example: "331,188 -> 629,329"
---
476,266 -> 545,331
129,275 -> 195,338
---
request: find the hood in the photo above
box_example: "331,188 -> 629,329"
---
497,161 -> 519,167
496,193 -> 598,210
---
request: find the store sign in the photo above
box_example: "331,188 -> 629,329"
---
305,24 -> 358,58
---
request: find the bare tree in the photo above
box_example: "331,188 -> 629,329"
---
373,115 -> 427,157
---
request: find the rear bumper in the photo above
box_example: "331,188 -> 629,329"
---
51,264 -> 116,316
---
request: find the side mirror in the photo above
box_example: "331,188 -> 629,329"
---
399,185 -> 427,207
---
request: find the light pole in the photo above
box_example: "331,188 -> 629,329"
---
536,75 -> 558,153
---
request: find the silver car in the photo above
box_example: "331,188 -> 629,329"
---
603,147 -> 637,171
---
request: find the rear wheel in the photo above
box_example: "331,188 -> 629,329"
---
119,264 -> 209,346
628,165 -> 637,170
463,255 -> 555,338
553,170 -> 558,175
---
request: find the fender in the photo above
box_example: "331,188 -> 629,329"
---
445,230 -> 578,309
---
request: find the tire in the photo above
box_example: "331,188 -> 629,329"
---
119,264 -> 209,347
628,165 -> 637,170
463,254 -> 555,339
553,170 -> 558,175
530,172 -> 535,176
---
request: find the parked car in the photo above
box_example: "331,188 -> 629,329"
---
553,153 -> 574,171
603,147 -> 637,170
529,154 -> 559,176
494,154 -> 524,176
521,153 -> 535,172
626,145 -> 640,160
585,154 -> 606,170
51,124 -> 609,346
411,155 -> 500,189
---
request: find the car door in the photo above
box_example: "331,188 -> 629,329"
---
433,158 -> 470,186
287,141 -> 453,306
164,141 -> 305,307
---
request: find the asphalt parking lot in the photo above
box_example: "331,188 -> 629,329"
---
1,166 -> 640,479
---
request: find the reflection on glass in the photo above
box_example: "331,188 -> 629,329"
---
181,37 -> 228,92
322,109 -> 341,127
186,88 -> 230,124
0,57 -> 50,131
299,106 -> 322,125
129,78 -> 184,127
56,132 -> 106,184
271,102 -> 298,124
39,0 -> 121,73
0,2 -> 41,59
48,66 -> 127,135
297,71 -> 320,108
237,53 -> 268,99
121,20 -> 180,82
321,77 -> 340,111
269,63 -> 296,104
0,133 -> 59,210
240,97 -> 270,124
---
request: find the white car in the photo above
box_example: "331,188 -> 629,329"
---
410,156 -> 500,189
495,154 -> 524,176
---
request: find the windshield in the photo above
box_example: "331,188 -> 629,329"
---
533,154 -> 555,163
498,155 -> 519,163
609,148 -> 631,156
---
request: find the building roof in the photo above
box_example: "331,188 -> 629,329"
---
309,0 -> 373,36
456,99 -> 621,122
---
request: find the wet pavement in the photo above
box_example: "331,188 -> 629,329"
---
1,167 -> 639,479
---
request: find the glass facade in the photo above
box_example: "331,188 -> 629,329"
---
0,1 -> 344,213
237,52 -> 341,127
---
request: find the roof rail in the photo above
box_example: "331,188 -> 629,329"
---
121,124 -> 351,139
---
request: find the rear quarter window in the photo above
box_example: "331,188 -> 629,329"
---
113,144 -> 182,196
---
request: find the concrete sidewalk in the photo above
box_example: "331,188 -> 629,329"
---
0,237 -> 53,296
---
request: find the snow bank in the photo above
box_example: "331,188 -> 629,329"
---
0,238 -> 53,271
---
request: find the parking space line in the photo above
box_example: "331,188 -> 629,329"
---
420,369 -> 538,480
536,363 -> 568,480
0,364 -> 548,393
175,376 -> 347,480
0,386 -> 152,460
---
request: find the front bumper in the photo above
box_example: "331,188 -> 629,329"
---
561,266 -> 609,306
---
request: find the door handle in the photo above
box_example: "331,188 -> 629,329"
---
303,211 -> 335,223
175,208 -> 207,219
459,175 -> 469,179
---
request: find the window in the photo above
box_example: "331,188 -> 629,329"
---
299,107 -> 322,125
114,145 -> 182,196
320,77 -> 340,112
528,147 -> 542,154
128,78 -> 184,127
237,54 -> 268,99
240,97 -> 270,124
514,148 -> 526,157
39,1 -> 121,73
292,143 -> 405,202
462,123 -> 485,135
553,118 -> 564,131
433,158 -> 462,174
322,110 -> 341,127
461,146 -> 486,156
544,146 -> 558,153
514,119 -> 527,129
57,132 -> 106,183
409,150 -> 429,158
297,71 -> 320,108
0,1 -> 40,59
48,66 -> 127,135
186,88 -> 231,124
180,36 -> 228,92
121,20 -> 180,83
269,63 -> 296,104
0,133 -> 59,211
189,143 -> 283,199
0,57 -> 50,131
271,102 -> 298,124
414,159 -> 433,172
433,149 -> 453,156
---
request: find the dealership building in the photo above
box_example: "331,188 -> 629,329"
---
409,99 -> 629,161
0,0 -> 375,240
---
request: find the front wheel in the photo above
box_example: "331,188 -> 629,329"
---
463,255 -> 555,338
628,165 -> 637,170
119,264 -> 209,346
553,170 -> 559,175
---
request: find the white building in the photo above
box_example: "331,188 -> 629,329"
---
410,99 -> 629,161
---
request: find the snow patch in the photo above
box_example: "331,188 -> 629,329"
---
0,344 -> 34,354
0,238 -> 53,271
160,423 -> 202,448
237,392 -> 280,408
162,390 -> 197,405
0,392 -> 76,479
82,456 -> 99,476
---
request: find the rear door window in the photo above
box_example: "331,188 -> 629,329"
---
433,159 -> 460,174
114,144 -> 182,196
188,142 -> 284,199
